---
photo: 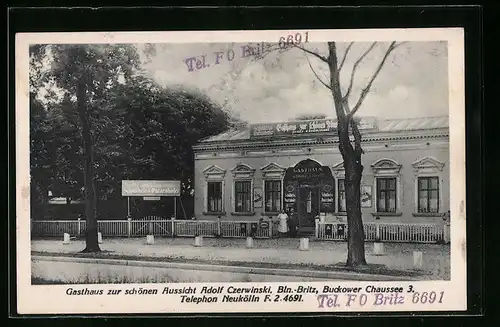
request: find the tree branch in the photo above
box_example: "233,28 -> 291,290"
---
303,53 -> 332,90
338,42 -> 354,72
349,41 -> 398,118
294,44 -> 329,63
343,42 -> 377,101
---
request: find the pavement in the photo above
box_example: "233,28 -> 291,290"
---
31,237 -> 450,280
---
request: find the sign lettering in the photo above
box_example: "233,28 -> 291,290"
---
122,180 -> 181,197
249,118 -> 377,138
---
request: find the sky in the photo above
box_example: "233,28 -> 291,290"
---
140,41 -> 449,124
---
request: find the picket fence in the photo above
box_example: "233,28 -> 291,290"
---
31,218 -> 449,244
315,221 -> 449,244
31,218 -> 280,239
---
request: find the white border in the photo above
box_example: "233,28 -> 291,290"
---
16,28 -> 466,314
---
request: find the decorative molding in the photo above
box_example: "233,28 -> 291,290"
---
203,165 -> 226,179
260,162 -> 286,179
331,161 -> 345,178
193,133 -> 449,152
412,156 -> 445,173
231,163 -> 256,179
371,158 -> 402,175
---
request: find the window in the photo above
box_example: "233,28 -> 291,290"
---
203,165 -> 226,215
412,157 -> 445,216
207,182 -> 223,213
235,181 -> 252,212
376,178 -> 397,213
338,179 -> 346,212
265,180 -> 281,212
418,177 -> 439,213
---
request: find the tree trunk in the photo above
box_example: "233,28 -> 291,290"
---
344,154 -> 367,266
338,117 -> 366,267
77,81 -> 100,253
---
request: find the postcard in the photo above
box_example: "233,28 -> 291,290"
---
16,27 -> 466,314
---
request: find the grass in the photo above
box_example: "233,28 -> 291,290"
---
32,250 -> 424,278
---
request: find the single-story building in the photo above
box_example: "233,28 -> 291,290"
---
192,116 -> 449,233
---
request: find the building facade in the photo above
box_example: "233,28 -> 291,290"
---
192,116 -> 449,230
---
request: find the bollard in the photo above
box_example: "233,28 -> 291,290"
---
246,237 -> 253,248
413,251 -> 423,269
373,242 -> 385,255
146,235 -> 154,245
63,233 -> 70,245
194,236 -> 203,247
299,238 -> 309,251
98,232 -> 103,244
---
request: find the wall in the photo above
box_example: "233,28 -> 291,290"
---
194,136 -> 449,224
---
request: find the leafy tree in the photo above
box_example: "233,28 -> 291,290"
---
31,44 -> 141,252
30,46 -> 234,231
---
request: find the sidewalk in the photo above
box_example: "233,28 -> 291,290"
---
31,237 -> 450,280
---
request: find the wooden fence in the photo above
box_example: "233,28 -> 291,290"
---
31,219 -> 449,243
31,218 -> 280,239
315,221 -> 449,244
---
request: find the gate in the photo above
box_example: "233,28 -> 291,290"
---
131,216 -> 173,236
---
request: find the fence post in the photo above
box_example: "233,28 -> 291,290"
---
217,217 -> 221,236
148,220 -> 153,235
171,219 -> 175,237
127,217 -> 132,237
77,218 -> 81,236
376,222 -> 381,241
315,218 -> 319,238
268,220 -> 272,238
443,223 -> 450,244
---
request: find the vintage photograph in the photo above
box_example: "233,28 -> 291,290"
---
17,29 -> 466,314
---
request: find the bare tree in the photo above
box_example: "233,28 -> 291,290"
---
254,41 -> 403,266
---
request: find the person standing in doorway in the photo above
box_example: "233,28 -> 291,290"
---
277,209 -> 289,237
288,207 -> 298,238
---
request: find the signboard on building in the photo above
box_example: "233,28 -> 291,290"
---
122,180 -> 181,197
249,117 -> 377,138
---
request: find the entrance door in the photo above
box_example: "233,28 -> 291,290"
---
297,187 -> 320,229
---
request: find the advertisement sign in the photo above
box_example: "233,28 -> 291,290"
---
122,180 -> 181,197
249,117 -> 377,138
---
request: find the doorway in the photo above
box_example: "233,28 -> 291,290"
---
297,186 -> 320,229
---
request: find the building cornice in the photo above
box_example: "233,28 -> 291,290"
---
193,132 -> 449,152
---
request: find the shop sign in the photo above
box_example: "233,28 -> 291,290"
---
122,180 -> 181,197
249,117 -> 377,138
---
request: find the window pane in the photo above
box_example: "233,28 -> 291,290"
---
378,179 -> 386,190
388,191 -> 396,212
388,178 -> 396,190
378,189 -> 386,212
419,190 -> 428,212
429,191 -> 439,212
419,178 -> 428,190
430,177 -> 439,189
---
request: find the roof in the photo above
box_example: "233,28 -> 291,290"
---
199,116 -> 449,144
